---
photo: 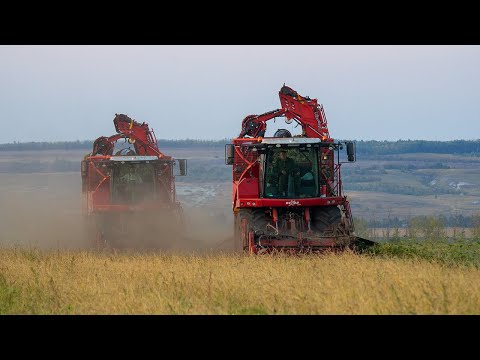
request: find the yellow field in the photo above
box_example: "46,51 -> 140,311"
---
1,249 -> 480,314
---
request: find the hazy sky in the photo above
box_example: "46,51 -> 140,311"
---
1,45 -> 479,143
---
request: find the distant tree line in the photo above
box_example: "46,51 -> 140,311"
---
0,139 -> 229,151
2,139 -> 480,155
158,139 -> 230,148
0,140 -> 94,151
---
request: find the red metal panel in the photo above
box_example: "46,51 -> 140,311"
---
236,197 -> 345,208
237,178 -> 259,198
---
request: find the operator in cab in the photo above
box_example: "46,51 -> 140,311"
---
271,149 -> 301,196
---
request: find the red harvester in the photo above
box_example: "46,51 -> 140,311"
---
226,85 -> 374,254
81,114 -> 187,249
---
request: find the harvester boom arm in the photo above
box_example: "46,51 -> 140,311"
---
238,85 -> 331,140
239,109 -> 287,138
92,114 -> 164,157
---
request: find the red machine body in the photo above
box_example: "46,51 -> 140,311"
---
227,85 -> 372,254
81,114 -> 187,248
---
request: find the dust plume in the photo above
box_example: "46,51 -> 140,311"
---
0,172 -> 234,253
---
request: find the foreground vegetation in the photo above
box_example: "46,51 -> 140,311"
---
367,240 -> 480,267
2,242 -> 480,315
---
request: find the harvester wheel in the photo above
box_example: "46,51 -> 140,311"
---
311,206 -> 342,232
234,209 -> 269,253
250,209 -> 269,235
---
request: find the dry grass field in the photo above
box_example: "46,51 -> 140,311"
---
2,249 -> 480,314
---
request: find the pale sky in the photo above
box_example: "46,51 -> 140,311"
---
0,45 -> 479,143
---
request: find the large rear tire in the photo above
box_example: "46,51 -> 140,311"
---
234,208 -> 270,253
250,209 -> 269,235
311,206 -> 342,232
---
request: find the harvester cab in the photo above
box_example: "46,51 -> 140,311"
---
81,114 -> 188,249
226,85 -> 375,254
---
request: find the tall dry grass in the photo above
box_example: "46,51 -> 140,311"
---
1,248 -> 480,314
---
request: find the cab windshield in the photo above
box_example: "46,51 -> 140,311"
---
264,147 -> 319,198
111,163 -> 155,204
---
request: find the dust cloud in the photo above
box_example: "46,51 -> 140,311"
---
0,172 -> 234,253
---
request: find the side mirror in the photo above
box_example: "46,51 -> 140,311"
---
346,142 -> 355,162
177,159 -> 187,176
225,144 -> 234,165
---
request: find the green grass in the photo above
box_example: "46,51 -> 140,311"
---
367,239 -> 480,267
0,274 -> 22,313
